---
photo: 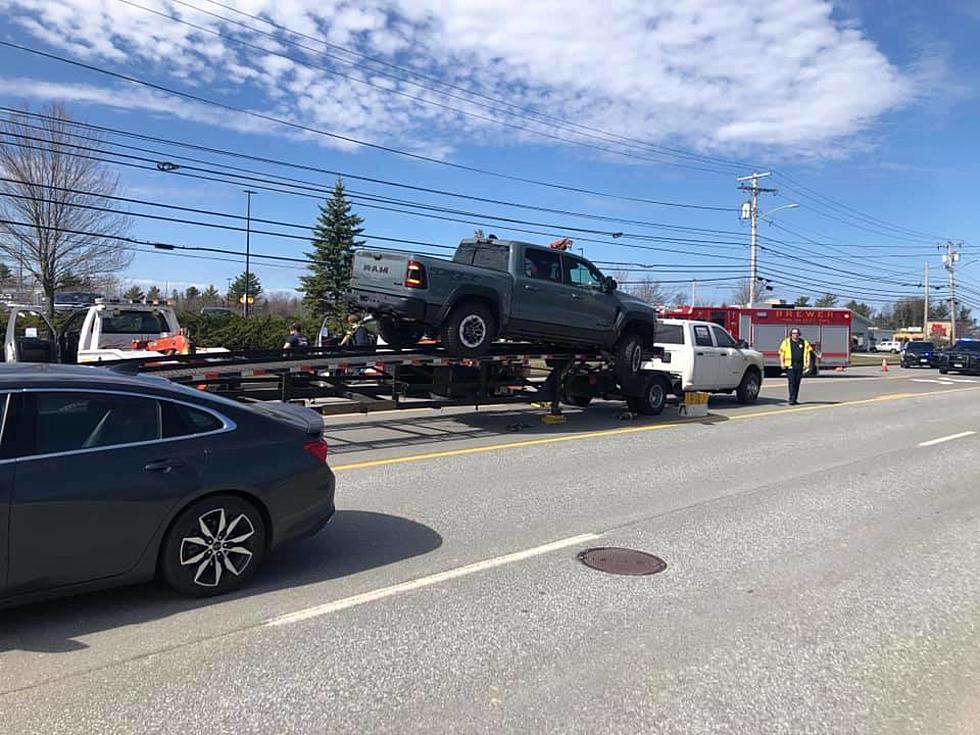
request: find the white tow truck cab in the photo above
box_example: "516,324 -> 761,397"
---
644,318 -> 765,403
2,300 -> 225,364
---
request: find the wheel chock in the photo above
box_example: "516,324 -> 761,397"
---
542,413 -> 567,425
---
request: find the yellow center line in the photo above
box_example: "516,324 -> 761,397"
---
331,385 -> 980,472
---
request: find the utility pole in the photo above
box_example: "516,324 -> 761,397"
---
243,189 -> 255,318
942,240 -> 962,344
737,172 -> 777,306
691,279 -> 697,306
923,262 -> 929,336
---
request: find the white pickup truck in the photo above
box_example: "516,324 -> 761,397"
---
644,318 -> 765,403
2,301 -> 226,364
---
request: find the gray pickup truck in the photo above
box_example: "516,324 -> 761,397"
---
347,237 -> 657,379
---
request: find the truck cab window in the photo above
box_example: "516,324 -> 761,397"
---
563,257 -> 603,288
523,250 -> 562,283
711,326 -> 737,348
693,325 -> 714,347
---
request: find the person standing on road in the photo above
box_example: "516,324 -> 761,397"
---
283,322 -> 309,350
778,328 -> 813,405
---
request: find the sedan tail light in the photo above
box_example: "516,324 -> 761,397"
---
304,439 -> 329,464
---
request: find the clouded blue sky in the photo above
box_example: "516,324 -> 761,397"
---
0,0 -> 977,308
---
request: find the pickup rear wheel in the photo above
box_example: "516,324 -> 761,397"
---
614,332 -> 645,387
627,375 -> 668,416
378,317 -> 424,349
440,302 -> 497,358
736,368 -> 761,404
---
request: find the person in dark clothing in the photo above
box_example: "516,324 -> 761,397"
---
283,322 -> 309,350
777,328 -> 813,405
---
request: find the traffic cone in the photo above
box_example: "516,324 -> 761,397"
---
880,359 -> 888,373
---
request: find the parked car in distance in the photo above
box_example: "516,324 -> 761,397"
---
939,339 -> 980,375
53,291 -> 102,311
0,364 -> 335,608
900,340 -> 939,368
348,236 -> 657,381
644,319 -> 764,403
874,339 -> 903,353
200,306 -> 236,318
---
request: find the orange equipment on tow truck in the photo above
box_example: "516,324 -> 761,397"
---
130,330 -> 195,356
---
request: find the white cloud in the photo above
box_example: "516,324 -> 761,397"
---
0,0 -> 935,159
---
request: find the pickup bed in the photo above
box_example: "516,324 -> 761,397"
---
645,319 -> 764,403
348,237 -> 657,378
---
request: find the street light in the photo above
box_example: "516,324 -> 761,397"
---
243,190 -> 256,318
761,203 -> 800,221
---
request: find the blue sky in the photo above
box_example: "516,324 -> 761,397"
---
0,0 -> 978,310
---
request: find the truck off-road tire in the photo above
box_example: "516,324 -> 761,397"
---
160,494 -> 267,598
614,332 -> 644,387
736,368 -> 761,404
378,317 -> 424,349
440,302 -> 497,358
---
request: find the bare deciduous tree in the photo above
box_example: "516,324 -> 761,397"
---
731,279 -> 753,306
0,104 -> 131,318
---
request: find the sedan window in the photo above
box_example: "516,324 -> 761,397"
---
32,392 -> 162,455
161,401 -> 225,438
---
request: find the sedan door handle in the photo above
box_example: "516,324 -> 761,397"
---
145,459 -> 184,473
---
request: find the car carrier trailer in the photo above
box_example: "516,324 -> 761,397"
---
112,342 -> 674,420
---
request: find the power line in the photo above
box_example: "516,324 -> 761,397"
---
0,41 -> 739,213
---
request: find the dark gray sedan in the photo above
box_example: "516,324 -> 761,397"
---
0,364 -> 335,607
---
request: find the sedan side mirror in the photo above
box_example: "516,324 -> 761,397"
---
602,276 -> 618,293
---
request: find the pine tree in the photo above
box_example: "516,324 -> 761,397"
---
228,271 -> 263,306
145,285 -> 162,301
122,285 -> 144,301
300,179 -> 364,318
201,285 -> 220,305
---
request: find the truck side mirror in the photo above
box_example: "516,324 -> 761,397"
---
737,339 -> 749,349
602,276 -> 618,293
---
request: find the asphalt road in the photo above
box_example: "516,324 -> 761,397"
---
2,366 -> 979,734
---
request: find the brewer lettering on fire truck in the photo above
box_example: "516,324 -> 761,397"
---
659,305 -> 852,374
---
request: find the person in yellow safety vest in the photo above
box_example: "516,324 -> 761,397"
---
777,328 -> 813,405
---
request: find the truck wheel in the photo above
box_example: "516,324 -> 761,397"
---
627,375 -> 667,416
440,302 -> 497,358
736,368 -> 761,404
614,332 -> 644,386
939,367 -> 948,374
378,317 -> 424,349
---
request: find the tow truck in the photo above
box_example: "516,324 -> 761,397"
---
2,300 -> 226,364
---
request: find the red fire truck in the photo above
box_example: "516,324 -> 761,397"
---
660,305 -> 852,375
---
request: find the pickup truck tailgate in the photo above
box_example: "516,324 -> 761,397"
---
352,250 -> 410,290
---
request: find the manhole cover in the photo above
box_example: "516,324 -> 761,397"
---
577,547 -> 666,576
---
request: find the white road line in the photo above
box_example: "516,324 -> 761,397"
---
264,532 -> 601,627
918,431 -> 977,447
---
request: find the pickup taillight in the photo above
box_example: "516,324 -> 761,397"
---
405,260 -> 426,289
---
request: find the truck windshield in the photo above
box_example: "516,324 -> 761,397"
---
102,311 -> 170,334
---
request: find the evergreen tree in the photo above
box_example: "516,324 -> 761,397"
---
794,295 -> 811,307
145,285 -> 162,301
201,284 -> 220,305
844,300 -> 873,318
228,271 -> 263,306
184,285 -> 201,301
122,285 -> 144,301
300,179 -> 364,318
815,293 -> 838,307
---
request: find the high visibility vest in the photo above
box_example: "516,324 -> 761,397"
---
777,337 -> 813,369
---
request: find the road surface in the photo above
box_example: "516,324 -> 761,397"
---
1,366 -> 978,734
